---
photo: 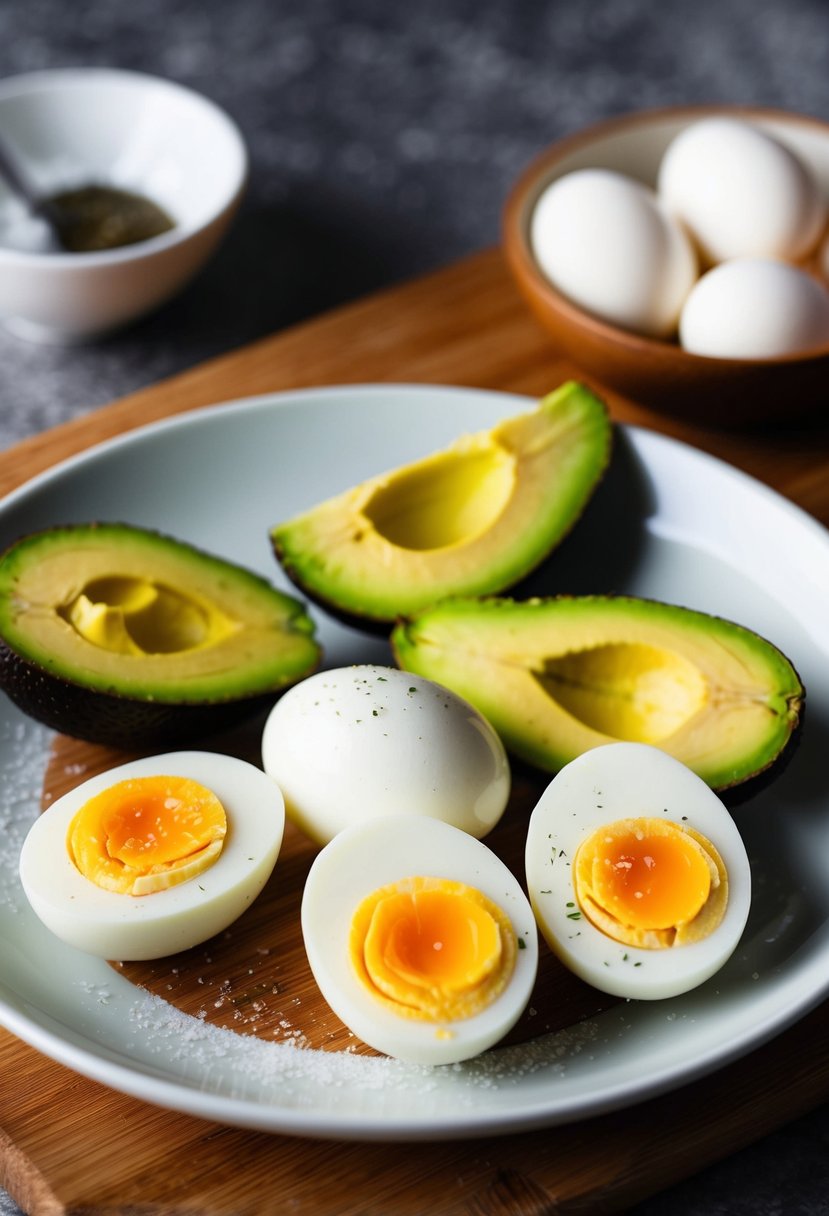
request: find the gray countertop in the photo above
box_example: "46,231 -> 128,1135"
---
1,2 -> 829,1213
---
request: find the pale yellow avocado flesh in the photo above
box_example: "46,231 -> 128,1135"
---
392,595 -> 804,790
271,382 -> 611,623
0,524 -> 320,703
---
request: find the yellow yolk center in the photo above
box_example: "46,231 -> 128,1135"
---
67,775 -> 227,896
349,876 -> 517,1022
573,817 -> 728,949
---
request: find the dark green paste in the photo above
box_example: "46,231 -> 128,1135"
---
48,185 -> 175,252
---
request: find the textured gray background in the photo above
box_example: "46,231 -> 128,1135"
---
2,2 -> 829,1214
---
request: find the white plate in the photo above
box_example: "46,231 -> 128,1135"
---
1,383 -> 828,1141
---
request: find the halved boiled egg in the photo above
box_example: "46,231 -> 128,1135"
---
525,743 -> 751,1000
19,751 -> 285,960
301,815 -> 538,1065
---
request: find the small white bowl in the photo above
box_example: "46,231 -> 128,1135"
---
0,68 -> 247,342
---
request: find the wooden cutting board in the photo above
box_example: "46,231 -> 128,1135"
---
2,248 -> 829,1216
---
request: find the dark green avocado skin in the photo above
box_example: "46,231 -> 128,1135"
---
0,638 -> 279,749
719,702 -> 805,807
271,548 -> 395,637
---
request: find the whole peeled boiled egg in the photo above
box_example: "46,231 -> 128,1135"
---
302,814 -> 538,1065
19,751 -> 285,960
679,258 -> 829,358
261,665 -> 510,844
525,743 -> 751,1000
530,168 -> 698,337
658,117 -> 825,266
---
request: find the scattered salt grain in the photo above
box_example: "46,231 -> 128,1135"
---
0,720 -> 51,914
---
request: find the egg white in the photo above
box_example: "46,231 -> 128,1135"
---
525,743 -> 751,1000
262,665 -> 511,845
301,815 -> 538,1065
19,750 -> 285,961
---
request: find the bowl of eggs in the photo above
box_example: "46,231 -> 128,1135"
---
503,106 -> 829,425
0,67 -> 247,342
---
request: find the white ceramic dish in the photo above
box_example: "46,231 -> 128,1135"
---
0,68 -> 247,342
0,383 -> 827,1141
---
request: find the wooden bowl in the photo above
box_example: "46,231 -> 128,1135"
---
503,105 -> 829,427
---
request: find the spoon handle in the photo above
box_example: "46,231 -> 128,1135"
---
0,133 -> 42,210
0,131 -> 67,249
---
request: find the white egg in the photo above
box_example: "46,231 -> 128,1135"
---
658,117 -> 825,265
261,665 -> 510,844
530,168 -> 698,337
19,751 -> 285,960
679,258 -> 829,358
525,743 -> 751,1000
301,815 -> 538,1065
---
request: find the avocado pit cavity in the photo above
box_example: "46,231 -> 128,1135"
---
537,641 -> 708,743
362,445 -> 516,551
62,576 -> 238,656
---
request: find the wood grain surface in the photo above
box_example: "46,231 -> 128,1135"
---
1,247 -> 829,1216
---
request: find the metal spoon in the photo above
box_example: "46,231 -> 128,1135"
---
0,132 -> 71,251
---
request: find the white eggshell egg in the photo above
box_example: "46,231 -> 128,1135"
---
525,743 -> 751,1000
262,665 -> 510,844
679,258 -> 829,358
530,168 -> 698,337
19,751 -> 285,960
658,117 -> 825,265
302,815 -> 538,1064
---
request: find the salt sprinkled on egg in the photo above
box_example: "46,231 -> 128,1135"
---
261,665 -> 510,844
525,743 -> 751,1001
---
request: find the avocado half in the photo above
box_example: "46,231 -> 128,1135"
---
271,381 -> 612,631
0,523 -> 321,748
391,595 -> 804,792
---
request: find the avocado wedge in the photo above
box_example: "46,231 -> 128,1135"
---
392,595 -> 804,791
0,523 -> 321,748
271,381 -> 612,631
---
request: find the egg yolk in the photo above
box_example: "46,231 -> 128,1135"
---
573,817 -> 728,948
67,775 -> 227,896
349,876 -> 517,1022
